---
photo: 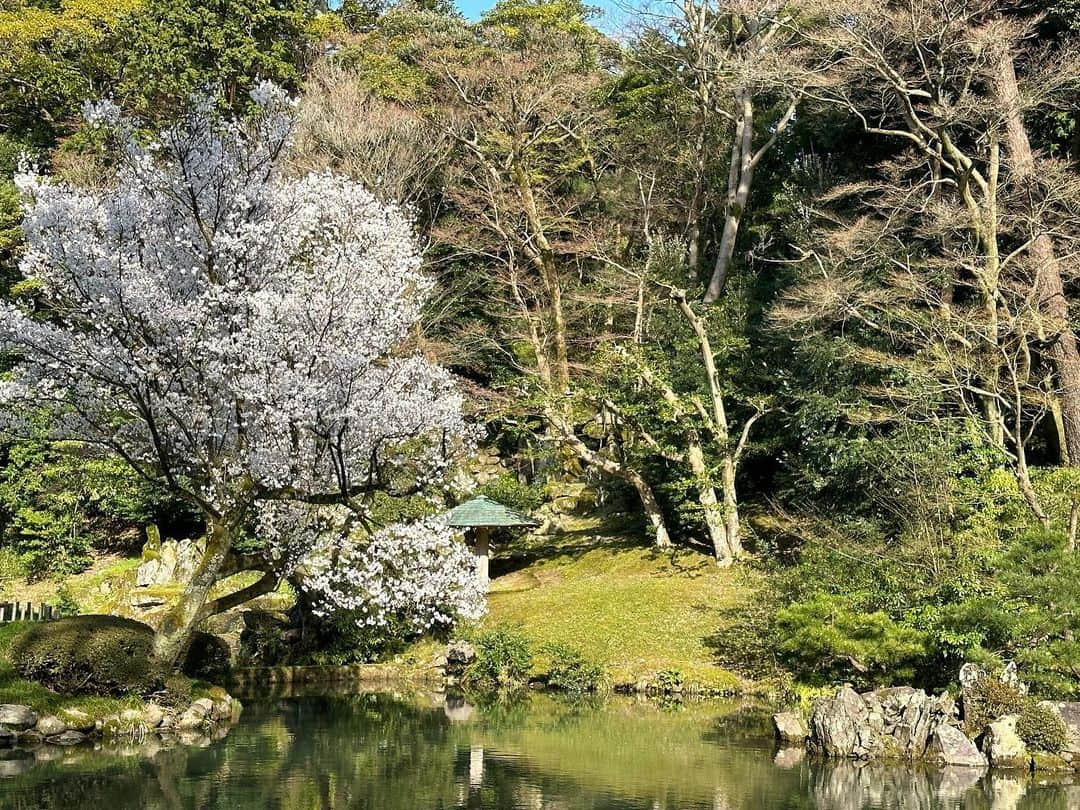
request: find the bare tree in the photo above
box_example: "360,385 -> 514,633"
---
798,0 -> 1080,466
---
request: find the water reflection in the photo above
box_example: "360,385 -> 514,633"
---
0,689 -> 1074,809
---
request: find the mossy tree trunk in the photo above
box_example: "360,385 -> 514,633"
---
151,518 -> 232,668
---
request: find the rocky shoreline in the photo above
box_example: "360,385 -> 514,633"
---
0,689 -> 242,756
773,666 -> 1079,773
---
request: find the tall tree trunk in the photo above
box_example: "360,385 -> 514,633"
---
704,89 -> 754,303
151,517 -> 232,667
992,52 -> 1080,465
688,440 -> 736,565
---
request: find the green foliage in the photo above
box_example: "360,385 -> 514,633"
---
10,615 -> 166,696
654,668 -> 684,692
53,584 -> 81,617
962,675 -> 1028,736
775,593 -> 929,689
463,627 -> 533,691
540,642 -> 603,692
117,0 -> 321,119
476,474 -> 545,514
1017,701 -> 1069,753
0,438 -> 176,578
305,612 -> 411,666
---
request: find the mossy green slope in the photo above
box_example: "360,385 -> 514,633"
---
464,525 -> 763,692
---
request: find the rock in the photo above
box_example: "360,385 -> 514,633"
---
143,704 -> 165,729
0,704 -> 38,731
129,593 -> 166,609
17,731 -> 42,748
34,715 -> 67,736
982,715 -> 1028,769
58,709 -> 95,733
445,641 -> 476,674
176,710 -> 205,731
0,727 -> 14,748
959,663 -> 985,691
772,711 -> 808,743
211,699 -> 231,722
1040,701 -> 1080,755
120,708 -> 143,724
191,698 -> 214,717
135,558 -> 162,587
809,687 -> 883,759
927,725 -> 986,767
1000,661 -> 1028,695
47,730 -> 87,746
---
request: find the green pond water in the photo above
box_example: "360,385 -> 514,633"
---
0,689 -> 1074,809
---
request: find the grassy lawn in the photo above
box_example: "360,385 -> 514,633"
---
446,515 -> 766,693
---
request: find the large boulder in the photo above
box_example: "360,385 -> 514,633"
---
773,711 -> 808,743
807,686 -> 957,761
0,705 -> 37,731
927,725 -> 986,767
982,715 -> 1028,769
33,716 -> 66,737
809,687 -> 885,759
861,686 -> 954,759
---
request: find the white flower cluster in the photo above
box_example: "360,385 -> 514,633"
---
2,85 -> 471,516
300,516 -> 487,633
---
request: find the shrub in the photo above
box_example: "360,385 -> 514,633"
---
463,627 -> 533,690
542,643 -> 603,693
52,584 -> 80,617
774,593 -> 929,688
184,632 -> 232,682
477,474 -> 545,513
655,668 -> 684,692
9,615 -> 228,697
1017,702 -> 1068,753
10,615 -> 165,697
961,675 -> 1027,735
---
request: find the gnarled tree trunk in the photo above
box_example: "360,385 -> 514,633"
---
151,517 -> 233,668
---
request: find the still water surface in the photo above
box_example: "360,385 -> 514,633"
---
0,690 -> 1074,809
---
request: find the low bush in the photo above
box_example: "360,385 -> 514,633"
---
542,643 -> 603,693
184,632 -> 232,682
774,593 -> 929,689
9,615 -> 229,697
961,675 -> 1027,736
1017,702 -> 1068,753
10,615 -> 165,697
463,627 -> 533,691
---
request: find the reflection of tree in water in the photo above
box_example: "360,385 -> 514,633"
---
0,694 -> 1076,810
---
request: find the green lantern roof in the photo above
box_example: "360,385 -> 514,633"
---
444,495 -> 539,528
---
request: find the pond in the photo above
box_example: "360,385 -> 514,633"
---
0,689 -> 1074,809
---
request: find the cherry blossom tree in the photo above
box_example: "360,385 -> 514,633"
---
2,84 -> 477,666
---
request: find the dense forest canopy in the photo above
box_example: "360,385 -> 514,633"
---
0,0 -> 1078,695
